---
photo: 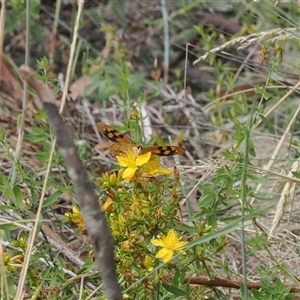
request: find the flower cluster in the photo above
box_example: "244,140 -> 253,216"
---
64,135 -> 189,290
65,206 -> 85,228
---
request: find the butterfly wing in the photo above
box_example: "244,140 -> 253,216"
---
140,145 -> 186,156
97,122 -> 186,157
97,122 -> 137,157
97,122 -> 135,145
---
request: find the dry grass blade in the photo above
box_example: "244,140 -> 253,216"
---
250,98 -> 300,205
193,27 -> 298,64
269,160 -> 300,240
254,79 -> 300,129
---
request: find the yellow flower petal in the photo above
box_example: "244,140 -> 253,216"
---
156,248 -> 169,259
136,152 -> 151,166
116,155 -> 130,167
173,241 -> 187,250
144,155 -> 172,176
162,251 -> 173,263
118,214 -> 126,225
155,248 -> 174,263
167,229 -> 176,240
153,166 -> 172,175
102,197 -> 113,213
123,167 -> 137,179
72,206 -> 81,215
151,238 -> 164,247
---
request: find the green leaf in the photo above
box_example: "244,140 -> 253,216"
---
198,191 -> 216,208
0,224 -> 19,231
35,150 -> 50,162
233,95 -> 248,115
292,172 -> 300,179
0,205 -> 16,210
253,86 -> 266,95
24,126 -> 49,143
227,109 -> 235,123
43,190 -> 63,208
186,216 -> 246,249
4,187 -> 14,199
111,2 -> 126,21
247,173 -> 268,184
295,149 -> 300,158
13,186 -> 23,209
163,283 -> 187,296
258,114 -> 274,126
24,133 -> 46,143
38,56 -> 49,69
34,109 -> 47,121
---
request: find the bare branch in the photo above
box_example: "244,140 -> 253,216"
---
19,65 -> 123,300
184,276 -> 300,293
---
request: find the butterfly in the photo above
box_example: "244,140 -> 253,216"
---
97,122 -> 186,157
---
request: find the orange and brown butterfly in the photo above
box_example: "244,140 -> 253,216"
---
97,122 -> 186,157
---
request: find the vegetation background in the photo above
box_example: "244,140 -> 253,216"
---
1,0 -> 300,299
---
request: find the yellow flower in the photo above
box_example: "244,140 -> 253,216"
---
117,150 -> 151,179
11,237 -> 27,249
101,172 -> 120,189
121,240 -> 131,249
143,155 -> 172,177
151,229 -> 187,263
111,214 -> 126,236
102,197 -> 113,213
65,206 -> 85,228
3,252 -> 23,272
130,194 -> 147,215
144,255 -> 154,271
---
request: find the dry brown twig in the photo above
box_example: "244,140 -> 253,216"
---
184,276 -> 300,294
19,66 -> 123,300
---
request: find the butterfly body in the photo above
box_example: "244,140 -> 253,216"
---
97,122 -> 186,157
